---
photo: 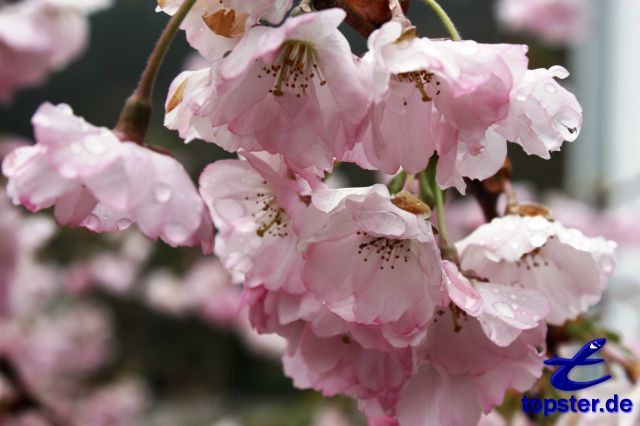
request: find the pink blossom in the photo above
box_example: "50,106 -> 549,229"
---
199,152 -> 317,293
496,0 -> 590,46
69,380 -> 148,426
196,9 -> 370,171
457,214 -> 617,324
2,103 -> 213,253
157,0 -> 292,60
145,258 -> 240,325
0,0 -> 110,103
441,260 -> 549,347
396,322 -> 546,426
301,185 -> 441,348
245,286 -> 414,419
494,65 -> 582,159
359,22 -> 526,177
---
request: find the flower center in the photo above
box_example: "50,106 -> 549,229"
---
515,246 -> 551,270
246,191 -> 290,238
395,70 -> 441,105
356,231 -> 411,270
257,40 -> 326,98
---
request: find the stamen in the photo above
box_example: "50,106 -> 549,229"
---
246,192 -> 290,238
356,231 -> 411,270
256,40 -> 324,98
397,70 -> 437,103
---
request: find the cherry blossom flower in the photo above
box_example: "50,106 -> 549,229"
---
496,0 -> 590,46
157,0 -> 292,60
396,322 -> 546,426
301,185 -> 442,348
0,0 -> 111,103
199,151 -> 317,293
457,213 -> 617,325
196,9 -> 370,171
245,285 -> 414,419
441,260 -> 549,347
2,103 -> 214,253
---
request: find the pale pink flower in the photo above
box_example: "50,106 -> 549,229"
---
441,260 -> 549,347
197,9 -> 370,171
496,0 -> 590,46
199,152 -> 317,293
70,380 -> 148,426
0,0 -> 110,103
145,258 -> 240,325
245,286 -> 414,419
64,232 -> 152,295
157,0 -> 292,60
301,185 -> 441,347
396,322 -> 546,426
457,214 -> 617,324
356,21 -> 527,191
2,103 -> 213,253
164,65 -> 263,152
494,65 -> 582,159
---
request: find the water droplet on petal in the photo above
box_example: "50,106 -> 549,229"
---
165,223 -> 189,243
509,294 -> 518,300
83,135 -> 108,155
545,83 -> 557,94
493,302 -> 516,319
459,41 -> 479,55
527,216 -> 549,231
516,94 -> 527,102
116,218 -> 133,230
85,214 -> 100,230
154,184 -> 172,203
549,65 -> 570,79
600,256 -> 615,274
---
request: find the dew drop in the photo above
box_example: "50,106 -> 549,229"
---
85,214 -> 100,230
527,216 -> 549,231
83,135 -> 108,155
154,184 -> 172,203
530,234 -> 548,247
116,218 -> 133,231
165,223 -> 189,242
600,256 -> 615,274
516,94 -> 527,102
545,83 -> 557,94
459,41 -> 479,55
493,302 -> 516,319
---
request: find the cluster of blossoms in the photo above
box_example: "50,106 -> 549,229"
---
0,0 -> 111,103
0,185 -> 147,426
0,0 -> 623,425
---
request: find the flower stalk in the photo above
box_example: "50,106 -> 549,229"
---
115,0 -> 197,144
424,156 -> 459,263
421,0 -> 461,41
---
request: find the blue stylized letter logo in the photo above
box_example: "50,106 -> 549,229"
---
544,338 -> 612,391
